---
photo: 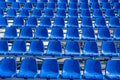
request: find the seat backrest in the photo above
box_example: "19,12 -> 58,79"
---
98,28 -> 110,37
82,28 -> 95,37
13,17 -> 24,26
54,17 -> 64,26
20,27 -> 33,37
40,17 -> 51,26
26,17 -> 37,26
36,27 -> 48,38
67,28 -> 79,37
68,17 -> 78,27
0,40 -> 8,52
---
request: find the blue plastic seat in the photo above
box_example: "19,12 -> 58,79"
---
105,9 -> 115,18
7,0 -> 16,3
28,40 -> 44,56
36,3 -> 44,10
6,9 -> 16,18
0,17 -> 8,27
110,0 -> 118,4
23,3 -> 32,10
54,17 -> 64,27
93,9 -> 103,18
64,41 -> 80,56
56,9 -> 66,18
109,17 -> 120,28
81,17 -> 92,27
101,42 -> 119,57
68,9 -> 78,18
69,3 -> 77,10
44,9 -> 54,18
70,0 -> 78,3
59,0 -> 68,3
40,0 -> 48,3
102,3 -> 111,10
35,27 -> 48,39
84,60 -> 103,79
80,3 -> 89,10
0,2 -> 7,9
0,58 -> 16,78
113,28 -> 120,40
95,17 -> 106,27
0,40 -> 8,54
32,9 -> 41,18
18,0 -> 26,3
50,28 -> 64,40
82,42 -> 99,57
81,9 -> 90,18
106,60 -> 120,80
17,58 -> 38,78
19,9 -> 29,18
91,3 -> 100,9
26,17 -> 37,27
13,17 -> 24,27
68,17 -> 78,27
11,2 -> 20,10
66,28 -> 79,40
47,3 -> 55,10
62,59 -> 81,79
40,59 -> 59,79
46,40 -> 62,56
0,9 -> 4,16
58,3 -> 66,10
90,0 -> 98,3
4,27 -> 17,39
80,0 -> 88,3
40,17 -> 51,27
50,0 -> 57,3
100,0 -> 108,4
113,3 -> 120,10
82,28 -> 95,40
29,0 -> 37,3
98,28 -> 111,40
19,27 -> 33,39
10,40 -> 26,55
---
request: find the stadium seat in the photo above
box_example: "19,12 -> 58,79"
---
80,3 -> 89,10
6,9 -> 16,18
110,0 -> 119,4
0,9 -> 4,16
68,9 -> 78,17
40,59 -> 59,79
0,58 -> 16,78
28,40 -> 44,56
68,17 -> 78,27
82,28 -> 95,40
18,0 -> 26,3
47,3 -> 55,10
36,3 -> 44,10
70,0 -> 78,3
46,40 -> 62,56
54,17 -> 65,27
19,27 -> 33,39
91,3 -> 100,9
109,17 -> 120,27
44,9 -> 54,18
11,2 -> 20,10
0,17 -> 8,27
90,0 -> 98,3
105,9 -> 115,18
19,9 -> 29,18
82,42 -> 99,57
0,40 -> 8,54
58,3 -> 66,10
9,40 -> 26,55
64,41 -> 80,56
113,28 -> 120,40
23,3 -> 32,10
50,0 -> 57,3
66,28 -> 79,40
13,17 -> 24,27
95,17 -> 106,27
17,58 -> 38,78
106,60 -> 120,80
50,28 -> 64,40
113,3 -> 120,10
100,0 -> 108,4
84,60 -> 103,79
98,28 -> 111,40
35,27 -> 48,39
4,27 -> 17,39
102,3 -> 111,10
59,0 -> 68,3
101,42 -> 119,57
40,0 -> 48,3
40,17 -> 51,27
26,17 -> 37,27
69,3 -> 77,10
56,9 -> 66,18
81,9 -> 90,18
32,9 -> 41,18
62,59 -> 81,79
92,9 -> 103,18
0,2 -> 7,9
7,0 -> 16,3
81,17 -> 92,27
29,0 -> 37,3
80,0 -> 88,3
